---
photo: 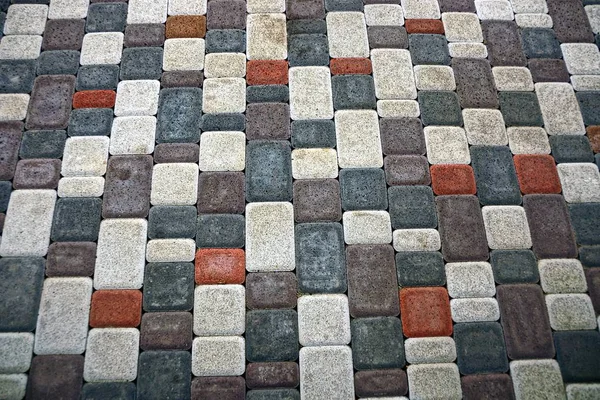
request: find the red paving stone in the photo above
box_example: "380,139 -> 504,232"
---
246,60 -> 289,85
165,16 -> 207,38
330,58 -> 373,75
513,154 -> 562,194
89,290 -> 143,328
195,248 -> 246,285
430,164 -> 477,195
587,126 -> 600,153
400,287 -> 453,338
405,19 -> 445,34
72,90 -> 116,109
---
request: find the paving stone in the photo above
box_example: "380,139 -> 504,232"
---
566,383 -> 600,400
58,177 -> 105,198
25,75 -> 75,130
351,317 -> 405,370
331,75 -> 376,110
401,0 -> 440,18
246,13 -> 286,61
405,19 -> 445,34
343,210 -> 393,245
37,50 -> 81,76
354,369 -> 408,398
371,49 -> 416,100
150,163 -> 198,206
0,258 -> 43,331
550,136 -> 594,163
154,144 -> 199,164
547,0 -> 595,43
554,331 -> 600,383
86,2 -> 127,33
330,58 -> 372,75
205,29 -> 245,53
339,168 -> 386,211
108,116 -> 155,155
0,93 -> 28,121
395,251 -> 445,287
246,309 -> 299,363
83,382 -> 135,400
454,322 -> 509,375
167,0 -> 206,15
246,202 -> 294,271
46,242 -> 96,277
202,77 -> 245,114
0,60 -> 36,93
198,131 -> 245,172
407,364 -> 462,400
408,34 -> 450,65
246,272 -> 297,310
89,289 -> 142,328
291,120 -> 336,149
246,103 -> 290,140
193,284 -> 245,335
476,0 -> 515,19
145,238 -> 196,263
490,249 -> 539,284
461,375 -> 515,400
513,154 -> 561,194
364,4 -> 404,25
80,32 -> 124,65
297,294 -> 350,346
368,26 -> 408,49
481,20 -> 526,67
161,71 -> 204,88
389,186 -> 437,229
246,362 -> 299,389
546,293 -> 597,330
404,337 -> 456,365
76,65 -> 119,91
0,34 -> 42,59
439,0 -> 476,11
576,91 -> 600,126
289,66 -> 333,120
393,229 -> 440,252
163,38 -> 206,72
507,127 -> 551,155
445,262 -> 495,299
520,28 -> 562,60
287,33 -> 329,67
580,245 -> 600,268
442,12 -> 483,42
114,80 -> 160,117
453,58 -> 498,109
414,65 -> 456,91
195,248 -> 245,285
136,351 -> 192,400
203,53 -> 244,79
191,376 -> 245,400
123,23 -> 165,47
538,259 -> 587,295
569,203 -> 600,247
325,0 -> 362,11
27,355 -> 84,400
528,59 -> 570,83
246,60 -> 288,87
166,15 -> 206,39
384,155 -> 430,185
293,179 -> 342,223
66,108 -> 111,138
100,156 -> 149,217
156,88 -> 202,143
492,67 -> 534,92
299,346 -> 355,400
430,164 -> 476,195
247,85 -> 289,103
512,360 -> 565,400
246,141 -> 292,202
126,0 -> 167,23
424,126 -> 470,165
117,47 -> 163,81
3,4 -> 47,35
192,336 -> 245,377
419,91 -> 463,126
380,118 -> 425,156
481,205 -> 531,250
286,19 -> 327,36
451,297 -> 500,323
196,214 -> 245,248
140,311 -> 193,350
286,0 -> 325,19
83,328 -> 139,382
72,90 -> 117,109
12,159 -> 60,190
143,262 -> 194,311
50,197 -> 101,242
335,110 -> 383,168
463,110 -> 507,147
448,42 -> 489,58
536,83 -> 586,135
515,13 -> 553,28
197,172 -> 244,214
500,92 -> 545,129
0,122 -> 21,181
0,181 -> 9,213
557,163 -> 600,203
573,75 -> 600,91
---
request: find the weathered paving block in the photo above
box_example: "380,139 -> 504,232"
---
51,197 -> 102,242
453,58 -> 498,109
84,328 -> 140,382
246,103 -> 290,140
335,110 -> 383,168
0,60 -> 36,93
191,336 -> 245,376
407,363 -> 462,400
554,331 -> 600,383
454,322 -> 509,375
76,65 -> 119,91
246,309 -> 299,361
46,242 -> 96,277
247,85 -> 289,104
293,179 -> 342,223
408,34 -> 450,65
471,146 -> 521,205
396,251 -> 445,287
547,0 -> 594,43
368,26 -> 408,49
196,214 -> 245,248
144,262 -> 194,311
102,155 -> 153,218
482,20 -> 526,66
157,88 -> 202,143
405,337 -> 456,364
351,317 -> 405,369
246,362 -> 299,389
340,168 -> 387,211
451,298 -> 500,323
380,117 -> 425,155
12,159 -> 60,190
205,29 -> 245,53
197,172 -> 245,214
419,91 -> 463,126
569,203 -> 600,246
246,13 -> 287,60
246,272 -> 297,309
298,294 -> 351,346
68,108 -> 113,137
137,351 -> 192,400
191,376 -> 245,399
490,249 -> 539,284
140,312 -> 193,351
536,83 -> 586,135
89,290 -> 142,328
194,285 -> 245,336
546,293 -> 597,330
19,130 -> 65,160
0,257 -> 44,331
371,49 -> 417,100
385,155 -> 430,186
25,75 -> 75,130
289,66 -> 333,120
0,332 -> 34,374
354,369 -> 408,398
446,262 -> 495,298
461,374 -> 516,400
388,186 -> 437,229
0,122 -> 22,180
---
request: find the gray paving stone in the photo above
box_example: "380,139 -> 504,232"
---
150,163 -> 198,206
1,376 -> 27,400
201,113 -> 245,132
205,29 -> 245,53
0,180 -> 10,212
351,317 -> 405,370
408,34 -> 450,65
246,103 -> 290,140
76,65 -> 119,91
388,186 -> 437,229
137,351 -> 191,400
84,328 -> 140,382
546,294 -> 597,330
407,364 -> 462,400
26,75 -> 75,130
339,168 -> 387,211
332,75 -> 377,110
569,203 -> 600,246
246,309 -> 299,362
82,383 -> 136,400
396,251 -> 445,287
68,108 -> 113,137
510,359 -> 565,400
287,0 -> 326,20
554,331 -> 600,383
123,23 -> 165,47
120,47 -> 163,81
144,262 -> 194,311
156,88 -> 202,143
521,28 -> 562,59
499,91 -> 544,127
288,33 -> 329,67
103,155 -> 152,218
454,322 -> 509,374
418,91 -> 463,126
191,336 -> 245,377
246,389 -> 299,400
490,250 -> 539,284
550,136 -> 594,163
0,257 -> 44,331
299,346 -> 355,400
368,26 -> 408,49
194,285 -> 245,336
247,85 -> 289,104
576,91 -> 600,126
246,141 -> 293,202
326,0 -> 363,11
0,60 -> 36,93
384,155 -> 431,186
453,58 -> 499,109
380,118 -> 425,156
507,126 -> 551,155
287,19 -> 327,35
51,198 -> 102,242
450,298 -> 500,322
291,120 -> 336,149
471,146 -> 522,205
86,2 -> 128,32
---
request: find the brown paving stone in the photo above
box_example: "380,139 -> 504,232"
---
26,355 -> 84,400
12,159 -> 61,189
166,15 -> 206,39
354,369 -> 408,398
197,172 -> 245,214
330,58 -> 372,75
528,59 -> 570,83
26,75 -> 76,131
124,24 -> 165,47
496,284 -> 555,359
587,126 -> 600,153
586,268 -> 600,314
102,155 -> 153,218
461,374 -> 515,400
154,143 -> 199,163
513,154 -> 561,194
368,26 -> 408,49
400,287 -> 453,338
481,20 -> 527,67
246,362 -> 300,389
42,19 -> 86,51
346,245 -> 400,318
546,0 -> 595,43
246,272 -> 297,309
45,242 -> 96,277
430,164 -> 477,195
195,248 -> 245,285
405,19 -> 444,34
72,90 -> 116,109
438,0 -> 475,12
293,179 -> 342,223
89,290 -> 142,328
161,71 -> 204,88
0,121 -> 23,180
246,103 -> 290,140
191,377 -> 245,400
247,60 -> 289,86
380,118 -> 425,156
384,155 -> 431,186
0,214 -> 4,235
206,0 -> 246,30
453,58 -> 499,109
287,0 -> 325,19
140,311 -> 193,351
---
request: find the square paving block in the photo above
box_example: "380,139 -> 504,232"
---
569,203 -> 600,246
143,262 -> 194,311
340,168 -> 388,211
86,2 -> 128,32
140,312 -> 193,351
293,179 -> 342,223
207,0 -> 245,29
407,363 -> 462,400
430,164 -> 476,195
408,34 -> 450,65
246,310 -> 299,362
528,58 -> 570,83
490,250 -> 539,284
351,317 -> 405,370
554,330 -> 600,383
196,214 -> 245,248
514,154 -> 562,194
195,248 -> 245,285
388,185 -> 437,229
137,351 -> 192,400
298,294 -> 351,346
424,126 -> 470,164
194,285 -> 245,336
521,28 -> 562,59
332,75 -> 377,110
120,47 -> 163,81
192,336 -> 246,376
197,172 -> 245,214
419,91 -> 463,126
396,251 -> 446,287
0,60 -> 36,93
445,262 -> 496,298
454,322 -> 509,375
246,103 -> 290,140
51,197 -> 102,242
42,19 -> 85,51
288,34 -> 329,67
380,117 -> 425,155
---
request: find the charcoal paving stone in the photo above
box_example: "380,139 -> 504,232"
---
140,312 -> 193,351
325,0 -> 363,11
201,113 -> 245,131
481,20 -> 526,67
137,351 -> 192,400
246,103 -> 290,140
143,262 -> 194,311
340,168 -> 388,211
196,214 -> 245,248
246,272 -> 297,309
528,58 -> 570,82
51,197 -> 102,242
286,19 -> 327,35
86,2 -> 128,32
0,180 -> 10,212
26,355 -> 84,400
246,362 -> 299,389
499,91 -> 544,126
380,118 -> 425,156
293,179 -> 342,222
68,108 -> 113,136
408,34 -> 450,65
439,0 -> 476,11
26,75 -> 75,130
547,0 -> 595,43
354,369 -> 408,398
581,246 -> 600,267
46,242 -> 96,277
332,75 -> 376,110
0,122 -> 22,180
246,389 -> 300,400
191,377 -> 245,400
123,23 -> 165,47
388,186 -> 437,229
368,26 -> 408,49
550,136 -> 595,163
42,19 -> 85,51
154,144 -> 199,164
161,71 -> 204,88
246,141 -> 293,202
454,322 -> 509,375
471,146 -> 521,205
521,28 -> 562,59
287,0 -> 325,19
120,47 -> 163,80
0,257 -> 44,331
554,331 -> 600,383
102,155 -> 153,218
490,250 -> 539,284
247,85 -> 289,103
0,60 -> 36,93
453,58 -> 499,109
205,29 -> 246,53
76,65 -> 120,91
157,88 -> 203,143
82,383 -> 136,400
13,159 -> 61,189
418,91 -> 463,126
246,310 -> 299,362
396,251 -> 445,287
197,172 -> 245,214
288,34 -> 329,67
461,374 -> 515,400
207,0 -> 245,29
291,120 -> 337,148
351,317 -> 405,370
384,155 -> 431,186
576,91 -> 600,125
569,203 -> 600,245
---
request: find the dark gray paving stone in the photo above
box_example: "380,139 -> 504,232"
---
354,369 -> 408,398
461,374 -> 515,400
332,75 -> 377,110
497,284 -> 555,359
388,186 -> 437,229
143,263 -> 194,311
436,195 -> 489,262
27,355 -> 84,400
368,26 -> 408,49
205,29 -> 246,53
286,0 -> 325,19
246,389 -> 299,400
0,60 -> 36,93
207,0 -> 246,29
191,377 -> 245,400
418,91 -> 463,126
490,250 -> 539,284
82,383 -> 136,400
246,272 -> 297,309
455,322 -> 509,375
384,155 -> 431,186
36,50 -> 80,75
438,0 -> 475,11
408,34 -> 450,65
154,143 -> 199,163
46,242 -> 96,277
453,58 -> 499,109
346,245 -> 400,318
140,312 -> 193,351
580,245 -> 600,267
13,159 -> 61,189
569,203 -> 600,246
246,310 -> 299,362
201,113 -> 245,131
293,179 -> 342,223
0,180 -> 11,213
157,88 -> 202,143
76,65 -> 119,91
137,351 -> 192,400
246,103 -> 290,140
325,0 -> 363,11
499,91 -> 543,126
288,34 -> 329,67
68,108 -> 113,136
51,198 -> 102,242
550,136 -> 594,163
196,214 -> 245,248
554,331 -> 600,383
0,257 -> 44,331
576,92 -> 600,125
597,153 -> 600,168
42,19 -> 85,51
380,118 -> 425,156
396,251 -> 445,287
471,146 -> 521,206
547,0 -> 595,43
0,11 -> 4,33
246,362 -> 299,389
247,85 -> 289,103
0,121 -> 22,180
340,168 -> 388,211
26,75 -> 75,130
521,28 -> 562,59
86,2 -> 128,32
291,120 -> 336,148
197,172 -> 245,214
124,23 -> 165,47
148,206 -> 197,239
587,268 -> 600,313
120,47 -> 163,80
246,140 -> 293,202
296,222 -> 346,294
523,194 -> 578,259
481,20 -> 526,66
528,58 -> 570,82
103,155 -> 153,219
161,71 -> 204,88
286,19 -> 327,35
351,317 -> 405,370
20,130 -> 66,159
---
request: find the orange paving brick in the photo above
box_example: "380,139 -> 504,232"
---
405,19 -> 445,34
89,290 -> 142,328
72,90 -> 116,109
165,15 -> 206,38
195,248 -> 246,285
430,164 -> 477,195
587,126 -> 600,153
400,287 -> 453,338
513,154 -> 562,194
330,58 -> 373,75
246,60 -> 289,85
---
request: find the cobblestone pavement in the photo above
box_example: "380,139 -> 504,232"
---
1,0 -> 600,399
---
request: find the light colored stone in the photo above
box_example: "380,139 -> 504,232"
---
192,336 -> 245,376
298,294 -> 351,347
0,35 -> 42,59
299,346 -> 355,400
557,163 -> 600,203
364,5 -> 404,26
0,189 -> 56,257
246,13 -> 287,60
442,13 -> 484,42
507,127 -> 551,154
326,12 -> 369,58
58,177 -> 105,197
561,43 -> 600,75
343,211 -> 392,245
114,80 -> 160,117
539,259 -> 587,294
109,116 -> 156,155
463,109 -> 508,146
246,202 -> 295,272
511,360 -> 565,400
247,0 -> 285,13
450,298 -> 500,323
571,75 -> 600,91
146,239 -> 196,262
127,0 -> 167,23
292,149 -> 338,179
4,5 -> 47,35
371,49 -> 416,100
84,328 -> 139,382
0,375 -> 27,400
407,364 -> 462,400
448,42 -> 488,58
535,83 -> 586,136
198,131 -> 246,172
95,219 -> 147,289
377,100 -> 420,118
168,0 -> 206,15
445,262 -> 496,298
493,67 -> 534,91
404,337 -> 457,364
476,0 -> 514,19
289,66 -> 334,120
0,94 -> 29,121
482,206 -> 532,250
0,333 -> 34,373
567,383 -> 600,400
61,136 -> 109,177
510,0 -> 547,13
48,0 -> 88,19
335,110 -> 383,168
163,38 -> 205,71
193,285 -> 245,336
546,294 -> 597,331
515,13 -> 553,28
401,0 -> 441,19
414,65 -> 456,91
151,163 -> 198,206
34,277 -> 92,355
80,33 -> 124,65
202,78 -> 246,114
393,229 -> 441,252
424,126 -> 470,165
586,5 -> 600,34
204,53 -> 246,78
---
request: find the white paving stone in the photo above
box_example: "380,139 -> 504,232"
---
58,177 -> 105,197
0,333 -> 34,373
414,65 -> 456,91
335,110 -> 383,168
0,189 -> 56,257
198,131 -> 246,172
299,346 -> 355,400
202,78 -> 246,114
450,298 -> 501,323
204,53 -> 246,78
561,43 -> 600,75
493,67 -> 534,91
48,0 -> 88,19
510,0 -> 548,13
194,285 -> 245,336
246,202 -> 295,272
404,337 -> 457,364
482,206 -> 532,250
586,5 -> 600,34
407,364 -> 462,400
80,33 -> 123,65
539,259 -> 587,294
507,127 -> 551,154
151,163 -> 198,206
557,163 -> 600,203
146,239 -> 196,262
445,262 -> 496,298
163,38 -> 205,71
298,294 -> 351,347
0,94 -> 29,121
127,0 -> 167,23
463,109 -> 508,146
546,294 -> 598,331
510,360 -> 566,400
292,149 -> 338,179
343,211 -> 392,245
114,80 -> 160,117
4,5 -> 47,35
61,136 -> 109,177
515,13 -> 553,28
448,42 -> 488,58
476,0 -> 514,20
247,0 -> 285,13
34,277 -> 92,355
535,83 -> 586,136
95,219 -> 147,289
168,0 -> 206,15
192,336 -> 245,376
571,75 -> 600,91
401,0 -> 441,19
246,13 -> 287,60
109,116 -> 156,155
567,383 -> 600,400
84,328 -> 139,382
393,229 -> 441,252
326,12 -> 369,58
364,5 -> 404,26
371,49 -> 416,100
0,375 -> 27,400
377,100 -> 420,118
0,35 -> 42,59
289,66 -> 334,120
424,126 -> 470,165
442,13 -> 484,42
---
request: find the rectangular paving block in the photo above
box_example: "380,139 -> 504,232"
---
0,257 -> 44,332
137,351 -> 192,400
289,66 -> 333,120
25,75 -> 75,130
470,146 -> 521,206
245,140 -> 292,202
407,363 -> 462,400
482,20 -> 526,67
371,49 -> 416,100
245,362 -> 299,389
453,58 -> 499,109
326,11 -> 369,58
0,121 -> 22,180
405,337 -> 456,365
510,359 -> 566,400
547,0 -> 594,43
156,87 -> 202,143
0,332 -> 34,374
246,13 -> 287,60
335,110 -> 383,168
102,155 -> 153,218
299,346 -> 355,400
191,336 -> 245,376
535,83 -> 586,135
27,355 -> 84,400
83,328 -> 140,382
